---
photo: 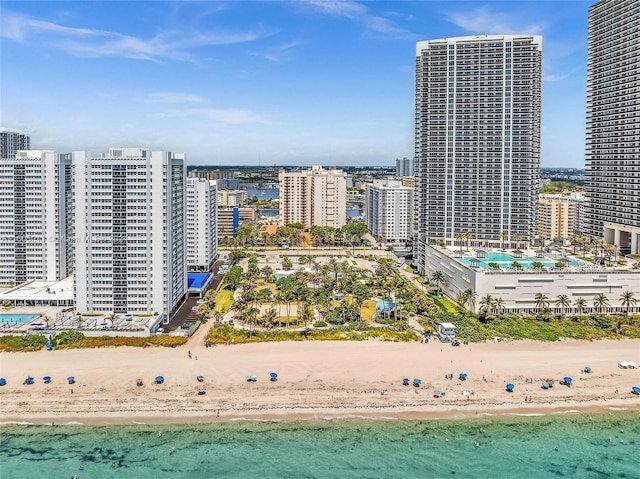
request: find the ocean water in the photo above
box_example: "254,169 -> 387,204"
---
1,412 -> 638,478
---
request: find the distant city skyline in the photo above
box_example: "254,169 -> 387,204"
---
2,1 -> 590,167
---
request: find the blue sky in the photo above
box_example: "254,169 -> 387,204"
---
1,1 -> 590,167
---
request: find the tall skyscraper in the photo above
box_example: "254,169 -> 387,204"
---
186,178 -> 218,271
73,148 -> 186,317
0,150 -> 72,285
0,131 -> 30,159
585,0 -> 640,254
365,179 -> 413,243
278,166 -> 347,228
414,35 -> 542,269
395,157 -> 414,179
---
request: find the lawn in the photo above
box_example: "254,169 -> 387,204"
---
214,288 -> 234,314
361,299 -> 377,322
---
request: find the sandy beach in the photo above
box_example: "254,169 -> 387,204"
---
1,338 -> 639,426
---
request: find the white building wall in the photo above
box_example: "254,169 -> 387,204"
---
365,180 -> 413,243
73,148 -> 186,317
0,150 -> 67,285
187,178 -> 218,271
423,244 -> 640,315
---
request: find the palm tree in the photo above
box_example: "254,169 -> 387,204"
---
500,231 -> 508,251
430,271 -> 447,295
455,233 -> 465,252
261,307 -> 278,330
574,297 -> 587,315
464,289 -> 477,311
593,293 -> 609,314
619,291 -> 637,316
513,233 -> 523,250
297,301 -> 314,335
494,297 -> 505,315
555,294 -> 570,319
479,294 -> 495,321
534,293 -> 549,314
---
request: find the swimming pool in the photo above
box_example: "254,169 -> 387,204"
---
188,273 -> 211,289
458,252 -> 584,269
0,314 -> 39,324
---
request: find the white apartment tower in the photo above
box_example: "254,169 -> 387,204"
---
278,166 -> 347,228
0,131 -> 30,159
586,0 -> 640,254
0,150 -> 72,285
73,148 -> 186,318
414,35 -> 542,271
187,178 -> 218,271
365,179 -> 413,243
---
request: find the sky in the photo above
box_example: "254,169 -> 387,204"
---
1,1 -> 591,167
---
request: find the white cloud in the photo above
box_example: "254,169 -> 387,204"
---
443,6 -> 544,35
145,92 -> 208,104
0,10 -> 274,62
301,0 -> 411,37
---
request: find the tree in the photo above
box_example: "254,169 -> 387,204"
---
204,289 -> 217,308
494,297 -> 505,315
619,291 -> 637,316
281,256 -> 293,271
297,301 -> 314,335
513,233 -> 523,250
225,266 -> 244,291
593,293 -> 609,314
479,294 -> 495,322
555,294 -> 570,319
574,297 -> 587,315
195,303 -> 210,320
511,262 -> 522,270
261,307 -> 278,330
430,271 -> 447,295
534,293 -> 549,314
500,231 -> 508,251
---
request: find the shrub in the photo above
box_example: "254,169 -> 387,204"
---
54,335 -> 188,349
54,330 -> 85,345
313,321 -> 328,328
0,334 -> 48,351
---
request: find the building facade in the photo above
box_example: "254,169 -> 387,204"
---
218,207 -> 256,241
365,179 -> 413,243
538,193 -> 586,241
585,0 -> 640,254
0,150 -> 72,286
395,157 -> 414,179
217,189 -> 247,207
73,148 -> 186,318
278,166 -> 347,228
186,178 -> 217,272
0,131 -> 30,159
414,35 -> 542,273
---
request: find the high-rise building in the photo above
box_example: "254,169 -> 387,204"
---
395,157 -> 414,179
0,150 -> 72,285
585,0 -> 640,254
278,166 -> 347,228
186,178 -> 218,271
73,148 -> 186,318
0,131 -> 30,159
365,179 -> 413,243
217,189 -> 247,207
538,193 -> 586,241
414,35 -> 542,271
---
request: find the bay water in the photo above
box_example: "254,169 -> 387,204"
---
1,411 -> 638,478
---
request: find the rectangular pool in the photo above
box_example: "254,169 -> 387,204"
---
458,252 -> 584,269
0,314 -> 39,324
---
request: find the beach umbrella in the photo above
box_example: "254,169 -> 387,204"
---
45,341 -> 53,350
506,383 -> 515,392
24,376 -> 34,385
0,378 -> 6,386
563,377 -> 572,384
433,389 -> 441,397
459,373 -> 468,380
197,375 -> 204,382
584,366 -> 591,373
155,376 -> 164,384
403,378 -> 410,385
42,376 -> 52,384
270,372 -> 278,382
541,380 -> 550,389
100,322 -> 108,327
67,376 -> 75,384
631,386 -> 640,395
413,378 -> 422,387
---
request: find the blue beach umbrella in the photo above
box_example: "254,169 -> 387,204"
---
506,383 -> 515,392
45,341 -> 53,350
433,389 -> 441,397
459,373 -> 468,380
270,372 -> 278,381
24,376 -> 34,385
42,376 -> 52,384
155,376 -> 164,383
403,378 -> 410,385
413,378 -> 422,387
563,377 -> 572,384
67,376 -> 75,384
0,378 -> 6,386
632,386 -> 640,395
584,366 -> 591,373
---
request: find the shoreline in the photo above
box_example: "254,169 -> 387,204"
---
2,400 -> 639,427
2,339 -> 639,428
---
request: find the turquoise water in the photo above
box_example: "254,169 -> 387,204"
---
0,314 -> 38,324
458,252 -> 584,269
1,413 -> 638,478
